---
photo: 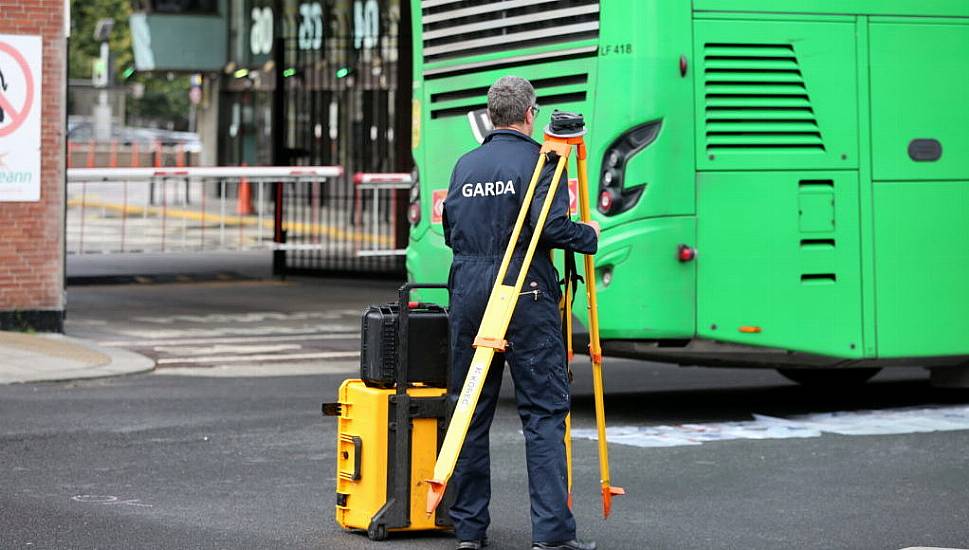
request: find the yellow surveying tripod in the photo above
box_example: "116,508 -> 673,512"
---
426,111 -> 624,519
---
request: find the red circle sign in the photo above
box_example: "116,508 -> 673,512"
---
0,40 -> 36,138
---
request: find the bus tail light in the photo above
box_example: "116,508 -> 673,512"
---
600,266 -> 614,288
599,189 -> 619,214
598,121 -> 660,216
407,202 -> 421,225
677,244 -> 696,262
407,164 -> 421,225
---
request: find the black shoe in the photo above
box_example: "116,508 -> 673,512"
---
456,537 -> 489,550
532,539 -> 597,550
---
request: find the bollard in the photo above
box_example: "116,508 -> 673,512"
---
153,140 -> 162,168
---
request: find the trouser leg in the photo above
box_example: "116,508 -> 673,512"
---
507,308 -> 576,542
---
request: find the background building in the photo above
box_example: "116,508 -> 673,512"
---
0,0 -> 67,330
131,0 -> 412,271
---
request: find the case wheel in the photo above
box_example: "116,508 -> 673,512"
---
367,523 -> 388,541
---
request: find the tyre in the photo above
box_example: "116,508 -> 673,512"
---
777,368 -> 881,387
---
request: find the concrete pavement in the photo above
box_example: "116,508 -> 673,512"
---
0,330 -> 154,384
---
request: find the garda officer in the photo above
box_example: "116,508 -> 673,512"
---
442,76 -> 600,550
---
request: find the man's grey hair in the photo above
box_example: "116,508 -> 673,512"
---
487,76 -> 536,127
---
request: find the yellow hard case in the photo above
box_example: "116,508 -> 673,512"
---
333,379 -> 449,540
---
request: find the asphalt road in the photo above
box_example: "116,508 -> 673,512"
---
1,275 -> 968,549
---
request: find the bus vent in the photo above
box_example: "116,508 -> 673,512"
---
429,73 -> 589,119
421,0 -> 600,65
702,43 -> 825,153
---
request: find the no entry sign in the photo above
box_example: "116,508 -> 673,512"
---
0,35 -> 41,202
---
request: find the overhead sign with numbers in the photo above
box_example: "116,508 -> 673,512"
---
298,2 -> 323,50
0,34 -> 41,202
250,5 -> 274,56
353,0 -> 379,50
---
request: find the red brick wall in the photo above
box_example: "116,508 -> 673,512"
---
0,0 -> 65,330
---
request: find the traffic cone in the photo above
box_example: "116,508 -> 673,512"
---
237,161 -> 253,215
153,140 -> 162,168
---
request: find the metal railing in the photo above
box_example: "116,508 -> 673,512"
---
353,172 -> 412,258
67,166 -> 340,255
66,166 -> 414,275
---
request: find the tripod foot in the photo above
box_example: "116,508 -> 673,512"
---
601,485 -> 625,519
426,480 -> 447,516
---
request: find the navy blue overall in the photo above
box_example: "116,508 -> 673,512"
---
442,129 -> 598,543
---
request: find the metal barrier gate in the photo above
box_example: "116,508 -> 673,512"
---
353,172 -> 412,258
67,167 -> 412,275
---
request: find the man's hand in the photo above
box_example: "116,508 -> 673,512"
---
581,220 -> 601,239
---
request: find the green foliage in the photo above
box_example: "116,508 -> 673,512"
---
68,0 -> 133,80
127,75 -> 191,130
68,0 -> 191,130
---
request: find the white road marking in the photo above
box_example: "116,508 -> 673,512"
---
98,332 -> 359,347
68,319 -> 108,326
572,405 -> 969,449
154,360 -> 359,378
117,324 -> 357,339
131,310 -> 359,324
156,351 -> 360,365
152,344 -> 304,356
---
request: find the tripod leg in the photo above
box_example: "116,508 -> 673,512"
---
565,410 -> 573,510
560,277 -> 575,509
576,153 -> 624,519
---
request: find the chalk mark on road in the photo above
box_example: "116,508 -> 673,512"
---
72,495 -> 153,508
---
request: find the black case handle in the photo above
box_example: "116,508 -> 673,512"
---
350,435 -> 362,481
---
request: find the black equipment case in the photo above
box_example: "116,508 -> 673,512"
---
360,298 -> 449,388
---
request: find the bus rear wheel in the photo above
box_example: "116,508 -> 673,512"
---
777,368 -> 881,387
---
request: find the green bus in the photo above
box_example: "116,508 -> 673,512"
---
405,0 -> 969,385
